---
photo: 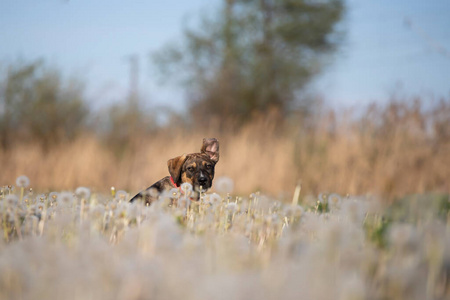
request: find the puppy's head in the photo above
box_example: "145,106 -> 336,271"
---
167,138 -> 219,191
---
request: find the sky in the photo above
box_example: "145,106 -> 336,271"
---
1,0 -> 449,112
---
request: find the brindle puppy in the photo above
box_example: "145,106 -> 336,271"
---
129,138 -> 219,204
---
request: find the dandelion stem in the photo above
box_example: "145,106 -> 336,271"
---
2,211 -> 9,242
20,187 -> 24,204
292,183 -> 301,206
14,211 -> 22,240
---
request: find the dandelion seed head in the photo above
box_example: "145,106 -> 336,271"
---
169,188 -> 180,198
180,182 -> 193,194
206,193 -> 222,203
270,201 -> 282,213
75,187 -> 91,200
115,202 -> 128,218
327,193 -> 342,209
5,194 -> 18,207
285,205 -> 304,218
26,196 -> 36,205
115,190 -> 128,201
57,192 -> 74,207
226,202 -> 237,212
254,195 -> 272,211
318,193 -> 327,203
215,176 -> 234,194
108,200 -> 118,211
16,175 -> 30,188
35,194 -> 46,204
49,192 -> 59,203
37,203 -> 45,211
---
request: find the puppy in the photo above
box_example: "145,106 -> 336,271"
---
129,138 -> 219,204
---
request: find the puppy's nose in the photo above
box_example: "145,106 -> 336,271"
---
198,176 -> 208,186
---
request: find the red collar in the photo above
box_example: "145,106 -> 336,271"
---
170,176 -> 179,188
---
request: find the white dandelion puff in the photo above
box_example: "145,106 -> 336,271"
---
75,187 -> 91,200
180,182 -> 193,194
208,193 -> 222,203
48,192 -> 59,205
57,192 -> 74,207
115,190 -> 128,201
37,203 -> 45,211
114,202 -> 128,218
5,194 -> 18,207
169,188 -> 180,198
226,202 -> 237,213
35,194 -> 46,203
284,205 -> 304,219
107,200 -> 118,211
215,176 -> 234,194
327,193 -> 342,210
16,175 -> 30,188
318,193 -> 327,203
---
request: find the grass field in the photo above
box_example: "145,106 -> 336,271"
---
0,177 -> 449,300
1,100 -> 448,200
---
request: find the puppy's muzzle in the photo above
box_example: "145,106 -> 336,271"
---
198,176 -> 208,187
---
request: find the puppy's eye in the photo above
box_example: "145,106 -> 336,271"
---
187,166 -> 195,172
206,164 -> 212,169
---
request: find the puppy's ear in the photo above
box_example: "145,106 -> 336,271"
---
201,138 -> 219,163
167,154 -> 187,185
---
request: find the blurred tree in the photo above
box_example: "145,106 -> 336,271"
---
152,0 -> 345,125
97,99 -> 158,158
0,60 -> 88,151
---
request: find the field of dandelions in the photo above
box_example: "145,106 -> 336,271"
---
1,175 -> 449,300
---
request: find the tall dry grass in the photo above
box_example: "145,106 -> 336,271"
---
0,99 -> 448,200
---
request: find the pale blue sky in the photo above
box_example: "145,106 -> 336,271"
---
1,0 -> 449,112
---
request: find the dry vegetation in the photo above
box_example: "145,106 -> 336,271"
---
0,99 -> 448,200
0,178 -> 449,300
